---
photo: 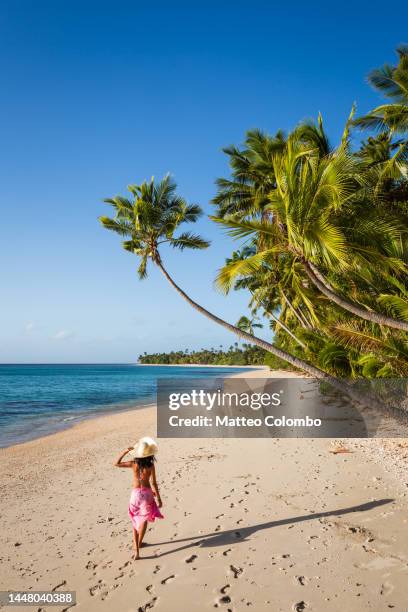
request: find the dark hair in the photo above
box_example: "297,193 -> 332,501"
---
134,455 -> 156,469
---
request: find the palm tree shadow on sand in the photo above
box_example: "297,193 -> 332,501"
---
142,498 -> 393,559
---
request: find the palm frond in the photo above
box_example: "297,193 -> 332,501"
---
99,216 -> 133,237
169,232 -> 210,251
215,250 -> 280,294
377,294 -> 408,321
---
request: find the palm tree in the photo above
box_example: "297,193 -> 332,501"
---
213,129 -> 286,218
354,45 -> 408,134
236,315 -> 263,335
100,174 -> 385,408
212,116 -> 408,332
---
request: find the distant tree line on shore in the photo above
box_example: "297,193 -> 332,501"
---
138,344 -> 291,367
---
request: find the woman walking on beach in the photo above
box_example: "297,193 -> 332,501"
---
114,436 -> 164,560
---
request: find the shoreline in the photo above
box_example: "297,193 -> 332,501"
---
0,364 -> 268,450
0,400 -> 156,452
0,365 -> 274,451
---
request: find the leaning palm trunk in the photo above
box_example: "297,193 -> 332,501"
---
156,260 -> 386,412
302,261 -> 408,332
268,311 -> 306,349
249,291 -> 306,348
281,292 -> 313,331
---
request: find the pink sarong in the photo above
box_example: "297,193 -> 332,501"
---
128,487 -> 164,531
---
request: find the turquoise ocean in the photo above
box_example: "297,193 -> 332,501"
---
0,364 -> 249,448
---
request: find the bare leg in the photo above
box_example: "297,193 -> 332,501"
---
138,521 -> 148,548
132,527 -> 140,560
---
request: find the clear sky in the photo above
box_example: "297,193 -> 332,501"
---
1,0 -> 407,363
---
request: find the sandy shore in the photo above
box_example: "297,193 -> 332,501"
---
1,369 -> 408,611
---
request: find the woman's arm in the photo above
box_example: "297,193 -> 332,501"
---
113,447 -> 134,468
151,464 -> 162,507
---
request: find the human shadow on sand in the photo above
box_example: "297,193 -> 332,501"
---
143,498 -> 393,559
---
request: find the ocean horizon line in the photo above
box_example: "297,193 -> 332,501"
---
0,362 -> 264,367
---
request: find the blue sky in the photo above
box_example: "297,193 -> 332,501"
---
1,1 -> 407,363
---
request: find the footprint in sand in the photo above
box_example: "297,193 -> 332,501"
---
119,560 -> 131,570
86,560 -> 98,570
101,560 -> 113,569
138,596 -> 158,611
52,580 -> 67,591
380,581 -> 394,596
100,589 -> 110,601
185,554 -> 198,563
220,584 -> 230,594
153,565 -> 161,574
161,574 -> 176,585
214,594 -> 232,607
229,564 -> 243,578
294,602 -> 307,611
89,579 -> 106,596
222,549 -> 232,557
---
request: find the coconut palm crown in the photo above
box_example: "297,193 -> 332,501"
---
211,114 -> 408,332
354,45 -> 408,134
99,174 -> 210,277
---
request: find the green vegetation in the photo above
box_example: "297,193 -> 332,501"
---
138,344 -> 267,366
354,45 -> 408,134
101,46 -> 408,384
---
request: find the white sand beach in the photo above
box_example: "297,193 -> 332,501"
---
1,369 -> 408,611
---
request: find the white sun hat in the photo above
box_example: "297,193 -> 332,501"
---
130,436 -> 158,459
